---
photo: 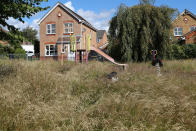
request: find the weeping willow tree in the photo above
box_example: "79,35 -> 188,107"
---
108,3 -> 177,62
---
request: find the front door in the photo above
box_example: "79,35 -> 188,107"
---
67,44 -> 75,61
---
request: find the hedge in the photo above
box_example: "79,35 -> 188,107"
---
170,44 -> 196,59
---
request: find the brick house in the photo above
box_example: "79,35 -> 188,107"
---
96,30 -> 108,49
38,2 -> 106,60
172,9 -> 196,44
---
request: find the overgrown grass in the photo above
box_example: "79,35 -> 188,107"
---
0,59 -> 196,130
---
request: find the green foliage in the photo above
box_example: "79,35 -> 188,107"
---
108,4 -> 177,62
183,44 -> 196,58
0,44 -> 14,54
22,26 -> 40,53
22,26 -> 38,42
170,44 -> 196,59
0,0 -> 49,31
139,0 -> 155,5
14,48 -> 26,54
170,44 -> 186,59
0,30 -> 24,54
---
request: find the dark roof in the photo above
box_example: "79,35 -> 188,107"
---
38,2 -> 97,31
183,9 -> 196,19
97,30 -> 106,39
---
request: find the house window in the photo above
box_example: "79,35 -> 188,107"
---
45,45 -> 57,56
97,38 -> 101,43
46,24 -> 56,34
64,23 -> 73,33
190,26 -> 196,31
174,27 -> 183,36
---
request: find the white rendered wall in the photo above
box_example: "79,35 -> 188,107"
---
21,45 -> 34,53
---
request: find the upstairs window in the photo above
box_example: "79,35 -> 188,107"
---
174,27 -> 183,36
47,24 -> 56,34
64,23 -> 73,33
190,26 -> 196,31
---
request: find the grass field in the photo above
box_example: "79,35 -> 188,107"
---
0,59 -> 196,130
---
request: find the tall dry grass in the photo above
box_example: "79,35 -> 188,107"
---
0,59 -> 196,130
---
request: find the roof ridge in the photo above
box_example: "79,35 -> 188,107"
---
59,2 -> 96,30
183,9 -> 196,19
38,2 -> 97,31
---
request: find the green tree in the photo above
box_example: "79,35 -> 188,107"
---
22,26 -> 38,42
139,0 -> 155,5
22,26 -> 40,53
0,0 -> 49,31
108,4 -> 177,62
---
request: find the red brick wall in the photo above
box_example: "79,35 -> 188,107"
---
172,13 -> 196,44
97,31 -> 108,48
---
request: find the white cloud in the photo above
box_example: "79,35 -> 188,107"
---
6,17 -> 40,39
6,17 -> 29,30
77,9 -> 116,31
30,19 -> 40,38
64,1 -> 75,11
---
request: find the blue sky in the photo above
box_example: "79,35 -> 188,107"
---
6,0 -> 196,38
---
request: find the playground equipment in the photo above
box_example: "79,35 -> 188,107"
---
150,50 -> 163,77
90,46 -> 127,69
64,33 -> 127,69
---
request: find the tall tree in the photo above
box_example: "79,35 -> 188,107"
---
22,26 -> 38,42
108,4 -> 177,62
22,26 -> 40,53
0,0 -> 49,31
139,0 -> 155,5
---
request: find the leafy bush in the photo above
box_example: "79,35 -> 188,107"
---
14,48 -> 26,54
0,44 -> 14,54
170,44 -> 196,59
183,44 -> 196,59
170,44 -> 186,59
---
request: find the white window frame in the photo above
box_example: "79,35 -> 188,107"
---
64,23 -> 73,33
174,27 -> 183,36
46,24 -> 56,34
45,44 -> 57,56
61,44 -> 68,53
190,26 -> 196,31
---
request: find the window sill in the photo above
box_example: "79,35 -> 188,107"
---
174,35 -> 183,37
46,34 -> 56,36
45,55 -> 58,56
63,33 -> 73,35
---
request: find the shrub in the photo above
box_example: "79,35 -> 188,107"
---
170,44 -> 186,59
169,44 -> 196,59
0,44 -> 14,54
183,44 -> 196,59
14,48 -> 26,54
